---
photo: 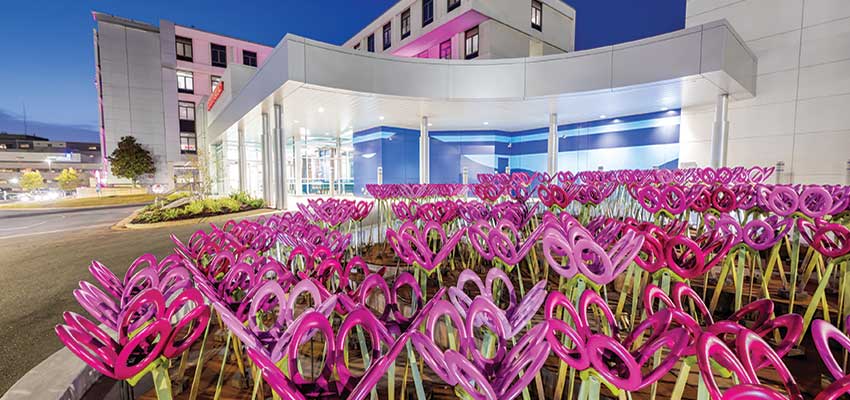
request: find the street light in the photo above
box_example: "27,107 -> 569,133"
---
45,157 -> 52,172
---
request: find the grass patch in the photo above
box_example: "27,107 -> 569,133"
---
131,192 -> 266,224
0,194 -> 157,209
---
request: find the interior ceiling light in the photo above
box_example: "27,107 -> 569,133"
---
599,115 -> 607,119
318,107 -> 325,113
379,116 -> 385,121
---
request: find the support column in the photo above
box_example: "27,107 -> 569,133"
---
274,104 -> 288,210
294,128 -> 303,195
547,113 -> 559,175
261,112 -> 273,206
710,94 -> 730,168
237,126 -> 247,193
420,116 -> 430,184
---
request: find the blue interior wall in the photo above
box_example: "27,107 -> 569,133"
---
353,110 -> 681,189
353,126 -> 419,195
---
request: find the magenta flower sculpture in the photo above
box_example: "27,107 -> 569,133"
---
663,227 -> 734,279
448,268 -> 546,338
57,286 -> 210,380
542,214 -> 643,285
386,221 -> 466,272
812,319 -> 850,400
697,330 -> 803,400
410,297 -> 551,400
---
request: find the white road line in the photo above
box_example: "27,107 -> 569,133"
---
0,215 -> 66,231
0,223 -> 114,240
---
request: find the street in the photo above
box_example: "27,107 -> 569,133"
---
0,206 -> 266,396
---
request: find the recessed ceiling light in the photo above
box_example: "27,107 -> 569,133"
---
660,107 -> 669,112
599,115 -> 607,119
318,107 -> 325,113
379,116 -> 385,121
483,122 -> 489,126
428,123 -> 433,127
294,120 -> 300,124
613,119 -> 622,123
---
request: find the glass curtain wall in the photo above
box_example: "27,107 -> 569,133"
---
285,129 -> 354,196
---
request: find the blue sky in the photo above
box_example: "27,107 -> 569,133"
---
0,0 -> 684,142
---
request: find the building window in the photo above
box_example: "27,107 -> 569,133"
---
401,9 -> 411,39
354,43 -> 361,51
243,50 -> 257,67
19,143 -> 30,149
180,132 -> 197,154
439,40 -> 452,59
211,43 -> 227,68
465,26 -> 479,59
532,0 -> 543,31
367,34 -> 375,52
383,22 -> 392,50
175,36 -> 193,62
211,75 -> 222,92
448,0 -> 461,12
178,101 -> 196,133
88,146 -> 98,150
417,50 -> 429,58
422,0 -> 434,26
177,70 -> 194,93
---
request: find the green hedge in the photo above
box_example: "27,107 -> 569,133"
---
132,192 -> 265,224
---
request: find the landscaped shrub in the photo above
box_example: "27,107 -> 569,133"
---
131,192 -> 266,224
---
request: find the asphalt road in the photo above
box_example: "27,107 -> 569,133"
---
0,206 -> 267,396
0,205 -> 143,240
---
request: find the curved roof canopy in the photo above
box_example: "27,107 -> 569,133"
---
206,19 -> 756,141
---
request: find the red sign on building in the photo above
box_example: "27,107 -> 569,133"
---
207,81 -> 224,111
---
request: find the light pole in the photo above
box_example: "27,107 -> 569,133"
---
45,157 -> 53,172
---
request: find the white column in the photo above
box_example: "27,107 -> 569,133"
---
294,128 -> 303,195
274,104 -> 288,210
237,126 -> 246,192
420,116 -> 430,184
261,112 -> 273,206
710,94 -> 730,168
547,113 -> 559,174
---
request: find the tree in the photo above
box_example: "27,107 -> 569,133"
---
56,168 -> 81,191
108,136 -> 156,187
20,170 -> 45,192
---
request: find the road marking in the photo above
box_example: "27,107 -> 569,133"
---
0,215 -> 65,231
0,223 -> 114,240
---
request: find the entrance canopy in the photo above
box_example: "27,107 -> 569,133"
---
206,19 -> 756,142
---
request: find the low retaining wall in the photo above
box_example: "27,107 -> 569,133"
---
1,347 -> 98,400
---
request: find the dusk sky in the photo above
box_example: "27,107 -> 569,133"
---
0,0 -> 685,143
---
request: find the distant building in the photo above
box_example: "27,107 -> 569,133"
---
0,133 -> 102,191
92,12 -> 273,189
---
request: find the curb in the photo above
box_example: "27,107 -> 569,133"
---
114,208 -> 279,230
0,347 -> 98,400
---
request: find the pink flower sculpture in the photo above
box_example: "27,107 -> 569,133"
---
448,269 -> 547,338
697,330 -> 802,400
410,298 -> 551,400
542,214 -> 643,285
386,221 -> 466,272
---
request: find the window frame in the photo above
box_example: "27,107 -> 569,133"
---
439,39 -> 452,59
243,50 -> 257,67
180,132 -> 197,154
367,34 -> 375,52
448,0 -> 461,12
176,70 -> 194,94
175,36 -> 193,62
210,75 -> 222,93
464,26 -> 479,59
210,43 -> 227,68
401,9 -> 411,39
383,22 -> 392,50
178,101 -> 196,121
422,0 -> 434,27
531,0 -> 543,31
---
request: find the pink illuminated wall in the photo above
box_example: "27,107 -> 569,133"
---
392,10 -> 488,58
173,25 -> 273,107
